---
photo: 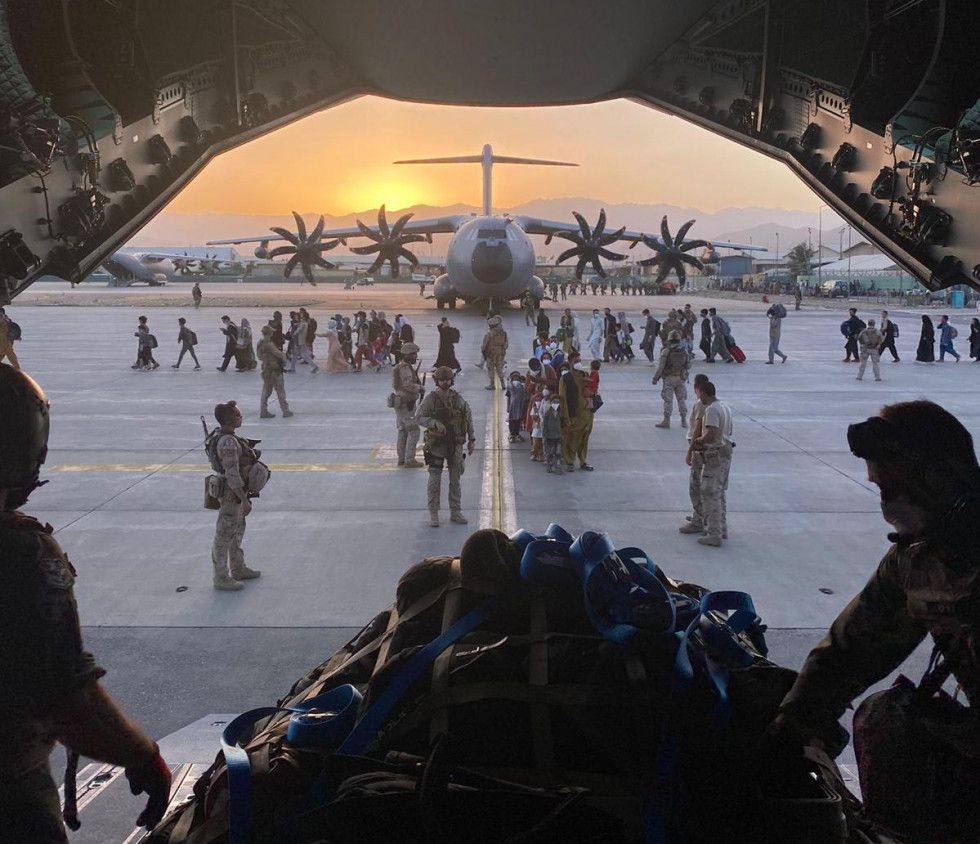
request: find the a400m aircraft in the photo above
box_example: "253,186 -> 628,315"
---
208,145 -> 765,309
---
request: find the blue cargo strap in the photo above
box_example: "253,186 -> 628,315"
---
221,686 -> 362,844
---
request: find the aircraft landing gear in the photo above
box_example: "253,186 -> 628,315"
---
436,298 -> 445,310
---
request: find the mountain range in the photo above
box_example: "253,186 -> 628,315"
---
132,198 -> 856,259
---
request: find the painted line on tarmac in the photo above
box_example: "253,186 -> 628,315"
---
50,463 -> 403,472
477,376 -> 516,534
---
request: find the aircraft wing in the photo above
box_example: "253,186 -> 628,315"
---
206,214 -> 467,247
512,216 -> 767,252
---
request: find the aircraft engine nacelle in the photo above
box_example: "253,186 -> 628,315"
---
701,247 -> 721,264
433,273 -> 457,308
254,240 -> 271,260
528,275 -> 545,302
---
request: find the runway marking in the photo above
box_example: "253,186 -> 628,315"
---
50,463 -> 403,472
478,376 -> 516,533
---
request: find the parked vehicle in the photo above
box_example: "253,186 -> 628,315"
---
820,279 -> 848,298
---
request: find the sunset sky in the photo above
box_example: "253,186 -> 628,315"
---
167,96 -> 823,217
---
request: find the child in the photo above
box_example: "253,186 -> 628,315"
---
529,387 -> 546,462
542,393 -> 564,474
505,371 -> 529,443
586,359 -> 600,396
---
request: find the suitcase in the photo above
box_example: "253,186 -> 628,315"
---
728,344 -> 746,362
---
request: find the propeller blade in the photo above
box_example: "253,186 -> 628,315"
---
676,265 -> 687,287
315,238 -> 341,253
270,226 -> 300,246
597,226 -> 626,247
590,256 -> 607,277
269,245 -> 296,258
377,205 -> 390,239
574,256 -> 589,279
660,216 -> 673,249
291,211 -> 308,243
390,212 -> 414,239
355,219 -> 380,241
396,246 -> 420,266
310,215 -> 326,243
641,234 -> 665,252
388,256 -> 401,278
368,255 -> 385,274
679,239 -> 710,252
572,211 -> 591,240
677,253 -> 705,270
283,254 -> 301,277
313,255 -> 335,270
637,255 -> 661,267
594,208 -> 607,238
351,243 -> 382,255
674,219 -> 697,245
556,246 -> 580,264
554,231 -> 580,245
655,266 -> 670,283
597,248 -> 628,261
544,233 -> 554,246
301,262 -> 317,286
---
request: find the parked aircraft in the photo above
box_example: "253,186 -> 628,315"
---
208,145 -> 765,308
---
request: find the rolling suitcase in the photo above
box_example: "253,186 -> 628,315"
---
728,344 -> 746,362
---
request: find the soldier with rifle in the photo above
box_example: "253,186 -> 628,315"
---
390,342 -> 424,467
415,366 -> 476,526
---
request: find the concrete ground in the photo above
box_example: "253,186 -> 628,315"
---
7,281 -> 976,841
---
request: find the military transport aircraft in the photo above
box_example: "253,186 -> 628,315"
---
207,144 -> 765,308
99,250 -> 247,285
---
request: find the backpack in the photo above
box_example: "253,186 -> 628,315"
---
950,325 -> 958,339
840,320 -> 851,337
148,334 -> 158,349
444,326 -> 460,344
7,320 -> 21,341
188,330 -> 198,346
771,303 -> 787,319
308,317 -> 318,336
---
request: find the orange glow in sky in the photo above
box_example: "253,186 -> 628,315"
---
166,96 -> 822,216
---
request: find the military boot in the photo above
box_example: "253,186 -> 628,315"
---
655,416 -> 670,429
429,511 -> 440,527
260,410 -> 275,418
282,409 -> 294,418
214,578 -> 244,591
403,459 -> 424,468
232,567 -> 262,580
450,512 -> 468,524
680,413 -> 687,429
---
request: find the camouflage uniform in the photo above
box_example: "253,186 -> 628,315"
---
392,355 -> 423,466
416,384 -> 475,524
256,337 -> 291,417
699,400 -> 733,541
686,399 -> 706,528
0,511 -> 105,843
778,541 -> 980,755
481,321 -> 508,388
652,337 -> 689,427
856,325 -> 884,381
211,433 -> 257,585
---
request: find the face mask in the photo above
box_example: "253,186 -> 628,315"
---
542,391 -> 551,399
573,362 -> 583,370
511,379 -> 520,386
541,357 -> 551,364
549,343 -> 558,350
551,403 -> 560,411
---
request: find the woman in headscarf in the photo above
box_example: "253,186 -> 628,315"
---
915,314 -> 935,362
559,349 -> 595,472
237,318 -> 257,371
617,311 -> 635,362
318,319 -> 350,373
434,317 -> 461,373
969,317 -> 980,361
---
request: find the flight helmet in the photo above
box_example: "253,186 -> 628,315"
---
0,364 -> 50,493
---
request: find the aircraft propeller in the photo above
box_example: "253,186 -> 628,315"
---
638,217 -> 710,287
554,209 -> 627,278
350,205 -> 426,277
268,211 -> 342,286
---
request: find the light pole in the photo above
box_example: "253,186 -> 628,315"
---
775,231 -> 780,278
817,204 -> 829,290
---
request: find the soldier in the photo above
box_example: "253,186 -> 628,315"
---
416,366 -> 476,526
192,281 -> 202,309
691,381 -> 732,546
206,401 -> 264,589
481,315 -> 508,389
0,365 -> 172,841
680,374 -> 711,536
651,329 -> 690,429
768,401 -> 979,839
391,341 -> 424,467
856,318 -> 884,382
256,325 -> 292,418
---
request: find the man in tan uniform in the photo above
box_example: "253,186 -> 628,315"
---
680,374 -> 711,536
256,325 -> 292,418
391,341 -> 423,467
207,401 -> 263,590
481,315 -> 508,389
651,329 -> 689,429
691,382 -> 733,547
416,367 -> 476,526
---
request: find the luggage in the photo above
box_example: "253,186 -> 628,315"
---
728,344 -> 746,363
770,303 -> 787,319
147,526 -> 856,844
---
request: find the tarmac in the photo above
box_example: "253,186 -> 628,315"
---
8,281 -> 977,841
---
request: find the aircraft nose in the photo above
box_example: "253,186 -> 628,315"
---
471,241 -> 513,285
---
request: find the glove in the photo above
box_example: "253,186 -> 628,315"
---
125,745 -> 172,829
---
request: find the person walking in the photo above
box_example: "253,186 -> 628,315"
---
765,304 -> 788,363
602,307 -> 618,362
134,324 -> 158,370
793,285 -> 802,311
217,316 -> 240,371
192,282 -> 202,309
506,370 -> 530,444
318,319 -> 350,373
481,315 -> 508,389
679,373 -> 711,537
708,308 -> 733,363
172,318 -> 200,369
969,317 -> 980,361
0,366 -> 173,841
938,315 -> 961,362
558,350 -> 595,471
855,319 -> 884,382
541,393 -> 564,474
915,314 -> 936,362
652,329 -> 690,429
257,326 -> 292,418
698,308 -> 712,362
587,308 -> 604,360
236,318 -> 257,371
205,401 -> 264,589
878,310 -> 900,361
691,381 -> 733,547
434,317 -> 461,373
0,306 -> 20,369
416,367 -> 476,526
391,342 -> 423,467
640,308 -> 660,364
841,308 -> 865,362
292,312 -> 319,373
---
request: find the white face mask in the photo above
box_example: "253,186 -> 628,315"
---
551,402 -> 560,411
511,379 -> 520,386
573,362 -> 584,370
541,357 -> 551,365
549,342 -> 558,350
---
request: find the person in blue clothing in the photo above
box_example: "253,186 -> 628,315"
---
937,315 -> 960,362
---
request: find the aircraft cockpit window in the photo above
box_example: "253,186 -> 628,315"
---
478,228 -> 507,239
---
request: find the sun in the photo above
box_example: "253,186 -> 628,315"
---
340,175 -> 430,214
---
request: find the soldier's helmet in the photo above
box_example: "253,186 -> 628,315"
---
487,316 -> 501,327
400,342 -> 420,356
260,325 -> 273,335
0,364 -> 50,490
668,329 -> 682,343
433,365 -> 455,382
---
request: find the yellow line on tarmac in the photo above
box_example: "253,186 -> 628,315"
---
491,378 -> 503,530
50,463 -> 400,473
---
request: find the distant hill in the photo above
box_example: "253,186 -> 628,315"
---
131,199 -> 852,259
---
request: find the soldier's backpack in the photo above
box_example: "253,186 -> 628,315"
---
146,526 -> 859,844
148,334 -> 158,348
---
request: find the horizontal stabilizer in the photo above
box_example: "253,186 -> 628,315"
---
395,156 -> 576,167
